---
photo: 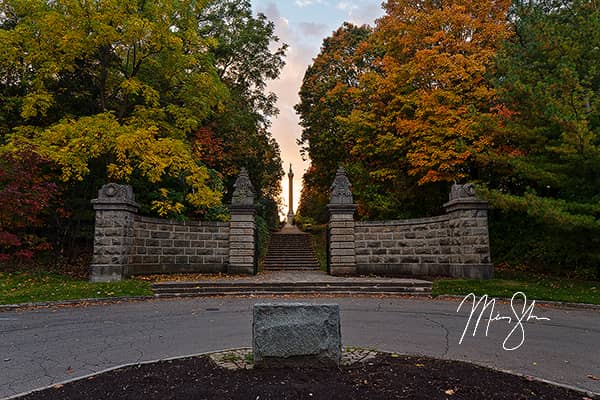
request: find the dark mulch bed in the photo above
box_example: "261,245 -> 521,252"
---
20,354 -> 593,400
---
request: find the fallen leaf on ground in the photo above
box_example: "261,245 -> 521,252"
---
53,384 -> 64,389
444,389 -> 456,395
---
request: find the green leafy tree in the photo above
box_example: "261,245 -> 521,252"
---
488,0 -> 600,276
0,0 -> 288,264
197,0 -> 287,226
0,0 -> 227,214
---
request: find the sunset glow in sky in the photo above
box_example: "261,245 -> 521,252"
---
251,0 -> 384,218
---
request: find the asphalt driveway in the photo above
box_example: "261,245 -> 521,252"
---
1,296 -> 598,398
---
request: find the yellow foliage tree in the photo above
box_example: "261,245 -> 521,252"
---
346,0 -> 512,184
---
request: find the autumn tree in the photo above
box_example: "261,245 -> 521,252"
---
0,0 -> 228,217
0,150 -> 59,263
196,0 -> 285,226
295,23 -> 373,222
0,0 -> 287,263
344,0 -> 512,205
297,0 -> 512,219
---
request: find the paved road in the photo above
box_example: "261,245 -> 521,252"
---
1,296 -> 599,398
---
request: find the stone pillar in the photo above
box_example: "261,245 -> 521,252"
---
327,167 -> 357,276
228,168 -> 257,275
287,163 -> 294,225
443,184 -> 493,279
90,183 -> 139,282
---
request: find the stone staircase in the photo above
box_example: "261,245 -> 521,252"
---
262,226 -> 320,271
151,279 -> 433,297
150,226 -> 433,298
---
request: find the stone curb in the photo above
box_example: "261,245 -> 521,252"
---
434,294 -> 600,311
2,348 -> 597,400
0,296 -> 155,312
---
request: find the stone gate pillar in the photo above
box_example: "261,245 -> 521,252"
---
228,168 -> 257,275
90,183 -> 139,282
327,167 -> 357,276
444,184 -> 493,279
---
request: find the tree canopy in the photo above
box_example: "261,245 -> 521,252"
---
0,0 -> 286,263
296,0 -> 600,277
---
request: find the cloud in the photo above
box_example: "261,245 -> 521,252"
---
346,2 -> 383,25
255,1 -> 385,216
336,1 -> 358,11
295,0 -> 328,7
298,22 -> 328,37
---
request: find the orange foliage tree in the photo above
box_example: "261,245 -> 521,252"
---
345,0 -> 512,186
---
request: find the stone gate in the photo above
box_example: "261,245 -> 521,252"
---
89,168 -> 258,282
326,167 -> 493,279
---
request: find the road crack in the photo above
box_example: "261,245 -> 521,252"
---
424,315 -> 450,358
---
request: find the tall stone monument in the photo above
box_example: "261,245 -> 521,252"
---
287,163 -> 294,225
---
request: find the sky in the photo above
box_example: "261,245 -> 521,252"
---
251,0 -> 385,218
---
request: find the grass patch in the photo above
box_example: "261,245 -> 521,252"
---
432,270 -> 600,305
0,271 -> 152,305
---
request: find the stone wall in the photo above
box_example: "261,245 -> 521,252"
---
90,168 -> 257,282
354,216 -> 451,276
127,216 -> 230,276
327,168 -> 493,279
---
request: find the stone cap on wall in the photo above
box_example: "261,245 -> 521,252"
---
443,183 -> 488,212
355,214 -> 450,226
327,203 -> 357,214
91,183 -> 139,212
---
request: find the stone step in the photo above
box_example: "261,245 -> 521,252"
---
263,262 -> 318,265
269,233 -> 310,237
152,281 -> 432,289
266,245 -> 313,248
263,265 -> 321,271
263,262 -> 319,264
152,285 -> 431,297
265,253 -> 314,256
154,291 -> 431,298
263,229 -> 320,273
263,264 -> 320,268
153,287 -> 430,296
266,244 -> 313,247
264,251 -> 316,254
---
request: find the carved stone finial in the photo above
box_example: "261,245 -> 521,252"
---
329,167 -> 354,205
97,183 -> 135,202
91,183 -> 138,212
231,167 -> 256,206
449,183 -> 477,201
